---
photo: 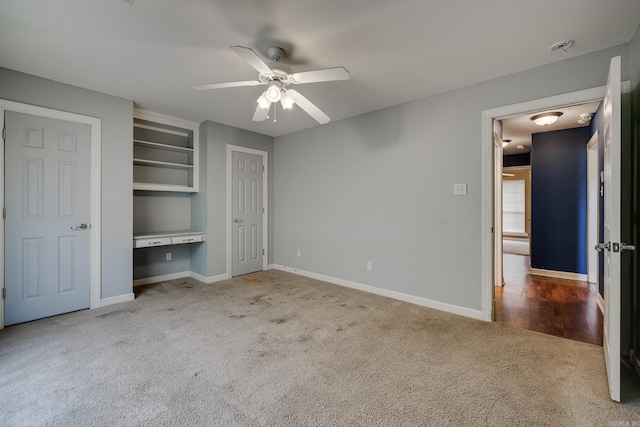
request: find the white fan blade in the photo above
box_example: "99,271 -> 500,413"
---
287,89 -> 330,124
290,67 -> 350,84
231,45 -> 273,76
192,80 -> 261,91
253,104 -> 270,122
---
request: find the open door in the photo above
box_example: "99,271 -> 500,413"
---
599,55 -> 624,402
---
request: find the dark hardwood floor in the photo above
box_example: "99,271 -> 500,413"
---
495,253 -> 603,346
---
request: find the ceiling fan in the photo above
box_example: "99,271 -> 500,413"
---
193,45 -> 349,124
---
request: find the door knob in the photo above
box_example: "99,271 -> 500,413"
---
233,219 -> 243,223
594,242 -> 610,252
70,223 -> 88,230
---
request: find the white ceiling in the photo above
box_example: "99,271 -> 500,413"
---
501,101 -> 601,155
1,0 -> 639,137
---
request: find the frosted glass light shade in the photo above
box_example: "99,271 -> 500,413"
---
530,112 -> 562,126
266,84 -> 282,102
257,92 -> 271,109
280,91 -> 295,109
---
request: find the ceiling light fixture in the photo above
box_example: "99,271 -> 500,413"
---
502,138 -> 511,148
265,82 -> 282,103
280,90 -> 295,110
516,145 -> 525,150
256,92 -> 271,110
577,113 -> 593,125
530,112 -> 563,126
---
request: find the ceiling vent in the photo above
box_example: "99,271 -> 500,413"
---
549,40 -> 574,53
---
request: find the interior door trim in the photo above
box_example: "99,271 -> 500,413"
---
480,85 -> 609,322
226,144 -> 269,277
0,100 -> 102,329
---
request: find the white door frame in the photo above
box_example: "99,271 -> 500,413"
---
587,131 -> 600,287
226,144 -> 268,277
481,85 -> 608,322
493,132 -> 503,296
0,100 -> 102,330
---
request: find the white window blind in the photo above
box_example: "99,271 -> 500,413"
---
503,179 -> 525,234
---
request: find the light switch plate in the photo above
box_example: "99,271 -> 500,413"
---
453,183 -> 467,196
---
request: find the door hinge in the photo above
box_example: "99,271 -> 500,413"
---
262,165 -> 265,172
2,288 -> 5,300
2,208 -> 5,220
262,249 -> 265,255
2,128 -> 5,141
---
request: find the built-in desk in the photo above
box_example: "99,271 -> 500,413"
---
133,231 -> 206,248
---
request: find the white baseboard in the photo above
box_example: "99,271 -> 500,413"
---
270,264 -> 484,321
101,293 -> 135,307
133,271 -> 230,287
189,271 -> 229,284
597,292 -> 604,314
529,268 -> 587,281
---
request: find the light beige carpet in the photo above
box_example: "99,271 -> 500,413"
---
1,270 -> 640,426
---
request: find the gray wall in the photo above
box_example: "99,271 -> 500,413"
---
274,45 -> 629,312
190,125 -> 208,277
132,192 -> 196,280
200,120 -> 274,278
133,120 -> 274,281
0,67 -> 133,300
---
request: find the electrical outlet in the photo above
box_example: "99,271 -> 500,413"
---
297,249 -> 301,257
367,261 -> 373,271
453,183 -> 467,196
166,252 -> 172,261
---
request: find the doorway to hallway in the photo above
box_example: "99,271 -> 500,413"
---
495,103 -> 603,346
496,253 -> 603,345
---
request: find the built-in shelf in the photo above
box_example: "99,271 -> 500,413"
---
134,139 -> 194,153
133,230 -> 205,248
133,109 -> 199,193
133,158 -> 195,170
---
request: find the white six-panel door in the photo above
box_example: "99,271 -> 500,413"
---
4,111 -> 91,325
602,56 -> 622,402
231,150 -> 263,276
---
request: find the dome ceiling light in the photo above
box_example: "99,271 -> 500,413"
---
530,111 -> 563,127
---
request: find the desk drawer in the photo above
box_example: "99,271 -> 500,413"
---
171,235 -> 204,244
134,237 -> 172,248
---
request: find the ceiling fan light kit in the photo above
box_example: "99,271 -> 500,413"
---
194,45 -> 349,124
256,92 -> 271,110
280,91 -> 295,110
265,82 -> 282,103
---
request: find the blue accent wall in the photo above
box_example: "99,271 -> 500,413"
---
503,153 -> 531,167
531,127 -> 590,274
